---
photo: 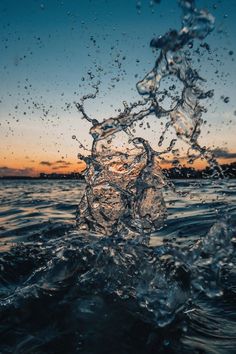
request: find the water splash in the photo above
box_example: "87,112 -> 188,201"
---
1,219 -> 235,328
75,0 -> 222,238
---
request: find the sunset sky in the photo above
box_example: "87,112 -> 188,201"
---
0,0 -> 236,176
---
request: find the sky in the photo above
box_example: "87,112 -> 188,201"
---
0,0 -> 236,176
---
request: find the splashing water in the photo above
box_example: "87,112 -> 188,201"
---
75,0 -> 222,239
63,0 -> 236,329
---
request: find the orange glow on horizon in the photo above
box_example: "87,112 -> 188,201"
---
0,157 -> 87,177
0,155 -> 235,177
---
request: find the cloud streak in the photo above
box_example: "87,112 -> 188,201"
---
39,160 -> 72,167
40,160 -> 72,167
0,166 -> 35,177
212,148 -> 236,159
40,161 -> 52,166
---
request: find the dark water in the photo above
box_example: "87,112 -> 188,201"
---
0,179 -> 236,354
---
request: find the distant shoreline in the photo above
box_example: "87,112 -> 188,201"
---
0,162 -> 235,180
0,175 -> 85,180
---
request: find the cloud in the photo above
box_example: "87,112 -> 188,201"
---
52,166 -> 63,170
0,166 -> 35,177
160,148 -> 236,163
212,148 -> 236,159
40,160 -> 72,167
55,160 -> 65,164
159,156 -> 187,164
40,161 -> 52,166
57,161 -> 72,166
52,165 -> 70,170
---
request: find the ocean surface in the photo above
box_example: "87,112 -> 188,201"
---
0,179 -> 236,354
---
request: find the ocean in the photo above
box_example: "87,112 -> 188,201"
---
0,179 -> 236,353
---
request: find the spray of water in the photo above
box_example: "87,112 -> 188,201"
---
75,0 -> 222,239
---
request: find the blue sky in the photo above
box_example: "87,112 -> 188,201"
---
0,0 -> 235,175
